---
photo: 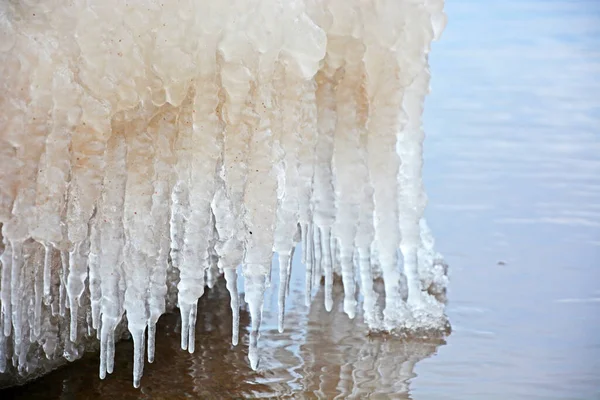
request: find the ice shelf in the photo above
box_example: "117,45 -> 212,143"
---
0,0 -> 448,387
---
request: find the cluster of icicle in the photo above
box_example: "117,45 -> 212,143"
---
0,0 -> 448,388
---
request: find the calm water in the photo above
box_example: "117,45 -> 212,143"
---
4,0 -> 600,398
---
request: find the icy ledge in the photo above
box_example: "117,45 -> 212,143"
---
0,0 -> 448,388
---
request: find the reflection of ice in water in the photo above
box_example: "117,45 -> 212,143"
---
0,277 -> 445,398
1,280 -> 274,398
252,248 -> 446,398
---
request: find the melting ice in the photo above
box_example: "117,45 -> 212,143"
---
0,0 -> 449,388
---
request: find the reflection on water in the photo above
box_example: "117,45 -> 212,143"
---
2,275 -> 445,399
415,0 -> 600,399
1,279 -> 272,399
256,269 -> 446,399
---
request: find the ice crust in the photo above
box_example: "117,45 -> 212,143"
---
0,0 -> 448,387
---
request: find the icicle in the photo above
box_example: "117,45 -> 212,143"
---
33,245 -> 43,338
169,181 -> 189,272
10,240 -> 23,351
206,253 -> 219,289
59,250 -> 68,317
296,80 -> 319,257
312,50 -> 341,309
398,68 -> 432,310
321,227 -> 334,312
331,35 -> 368,320
358,248 -> 379,327
340,256 -> 356,319
312,226 -> 322,289
65,97 -> 110,339
219,58 -> 253,232
0,326 -> 5,373
88,220 -> 102,330
107,329 -> 116,374
1,239 -> 12,336
68,241 -> 90,342
147,106 -> 178,358
99,316 -> 118,379
130,325 -> 146,388
32,65 -> 78,308
41,314 -> 60,360
97,133 -> 128,379
304,223 -> 314,307
277,251 -> 292,333
301,222 -> 309,267
179,302 -> 194,352
17,330 -> 28,372
244,271 -> 267,371
357,173 -> 378,326
241,39 -> 283,367
212,181 -> 245,349
224,268 -> 240,346
147,323 -> 157,363
362,37 -> 407,327
120,111 -> 161,385
272,62 -> 303,305
174,63 -> 222,353
42,243 -> 52,304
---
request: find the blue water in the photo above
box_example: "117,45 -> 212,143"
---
416,1 -> 600,398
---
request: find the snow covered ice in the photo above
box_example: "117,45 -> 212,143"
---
0,0 -> 449,388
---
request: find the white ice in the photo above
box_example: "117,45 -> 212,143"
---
0,0 -> 448,387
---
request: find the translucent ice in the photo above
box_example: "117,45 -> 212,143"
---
0,0 -> 448,387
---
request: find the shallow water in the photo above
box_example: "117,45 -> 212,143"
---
3,0 -> 600,398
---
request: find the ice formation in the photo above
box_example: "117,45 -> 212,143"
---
0,0 -> 448,388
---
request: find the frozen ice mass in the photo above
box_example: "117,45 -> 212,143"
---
0,0 -> 448,388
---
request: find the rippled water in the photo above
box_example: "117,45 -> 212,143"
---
3,0 -> 600,398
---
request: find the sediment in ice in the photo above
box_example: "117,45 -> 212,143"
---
0,0 -> 448,387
